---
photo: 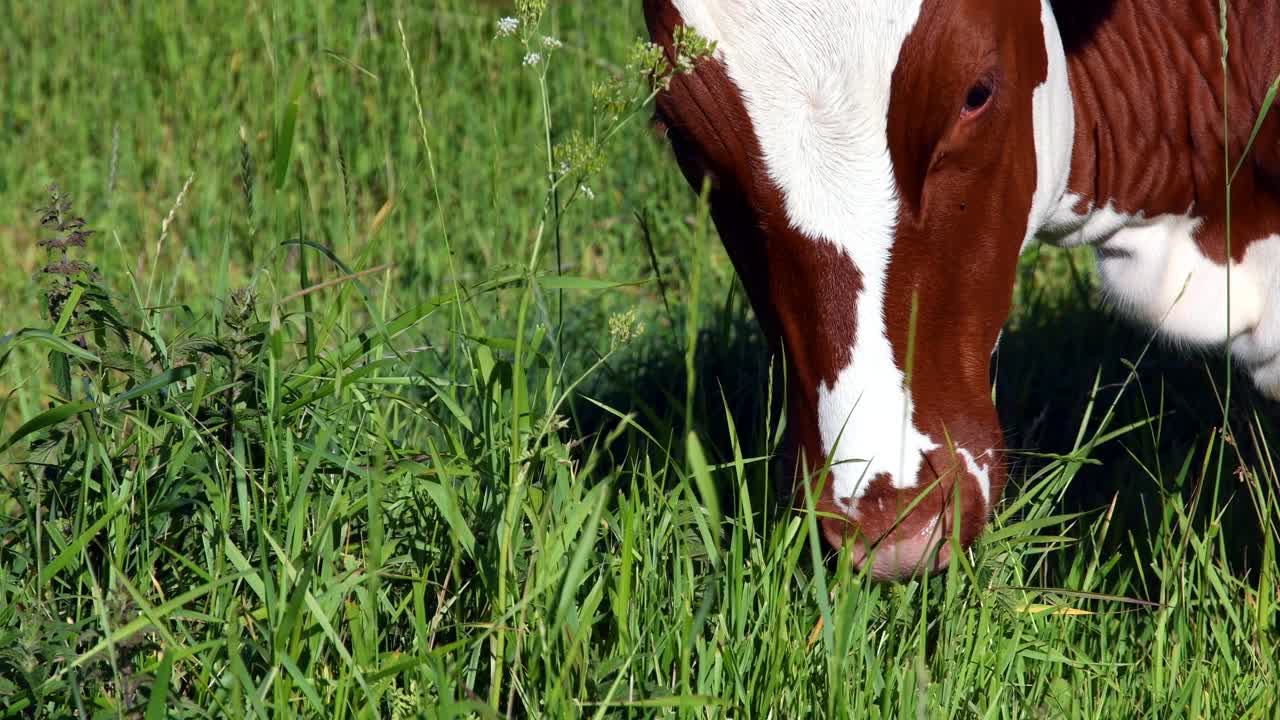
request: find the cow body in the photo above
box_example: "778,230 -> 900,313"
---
1045,2 -> 1280,393
645,0 -> 1280,579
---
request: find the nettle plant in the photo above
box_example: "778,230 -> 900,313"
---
0,187 -> 274,707
33,186 -> 128,401
4,185 -> 266,458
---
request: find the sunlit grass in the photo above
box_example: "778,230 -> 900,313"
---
0,1 -> 1276,717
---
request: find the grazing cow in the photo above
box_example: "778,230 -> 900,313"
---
643,0 -> 1280,579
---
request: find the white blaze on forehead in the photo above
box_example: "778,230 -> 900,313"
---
671,0 -> 938,504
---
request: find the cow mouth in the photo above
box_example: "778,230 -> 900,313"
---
816,445 -> 998,580
835,511 -> 955,580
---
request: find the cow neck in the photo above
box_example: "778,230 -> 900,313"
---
1056,0 -> 1280,264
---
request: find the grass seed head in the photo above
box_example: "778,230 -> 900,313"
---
609,308 -> 645,349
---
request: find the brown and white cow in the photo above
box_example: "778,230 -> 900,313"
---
644,0 -> 1280,579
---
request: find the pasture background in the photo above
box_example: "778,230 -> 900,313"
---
0,0 -> 1277,717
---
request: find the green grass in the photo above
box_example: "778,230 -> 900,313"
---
1,1 -> 1278,717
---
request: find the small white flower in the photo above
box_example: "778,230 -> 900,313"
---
523,52 -> 543,67
542,36 -> 562,50
495,16 -> 519,37
558,160 -> 571,176
579,184 -> 595,200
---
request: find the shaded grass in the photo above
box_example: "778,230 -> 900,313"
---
0,1 -> 1277,717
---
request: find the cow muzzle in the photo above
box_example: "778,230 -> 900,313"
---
817,445 -> 1000,580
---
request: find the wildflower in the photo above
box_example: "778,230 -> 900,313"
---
227,287 -> 257,330
542,35 -> 562,50
628,41 -> 668,86
609,309 -> 645,349
495,16 -> 519,37
33,184 -> 115,398
37,185 -> 98,316
627,27 -> 716,92
523,52 -> 543,67
579,184 -> 595,201
673,25 -> 716,75
554,132 -> 604,178
515,0 -> 548,29
592,76 -> 629,120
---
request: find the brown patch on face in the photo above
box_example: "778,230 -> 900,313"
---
644,0 -> 778,342
1060,1 -> 1280,262
644,0 -> 862,479
645,0 -> 1043,575
845,0 -> 1051,543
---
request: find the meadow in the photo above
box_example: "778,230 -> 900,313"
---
1,1 -> 1277,717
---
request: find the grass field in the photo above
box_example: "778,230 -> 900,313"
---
1,1 -> 1278,717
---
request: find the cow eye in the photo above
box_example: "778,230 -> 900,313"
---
962,79 -> 994,115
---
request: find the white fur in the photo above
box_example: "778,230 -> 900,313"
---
957,449 -> 992,505
1229,236 -> 1280,398
671,0 -> 937,505
1098,225 -> 1280,398
1038,195 -> 1139,247
1026,2 -> 1076,249
1098,216 -> 1254,340
1046,196 -> 1280,399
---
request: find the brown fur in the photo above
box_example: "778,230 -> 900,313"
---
644,0 -> 1280,576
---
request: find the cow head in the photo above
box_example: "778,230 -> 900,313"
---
645,0 -> 1076,579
